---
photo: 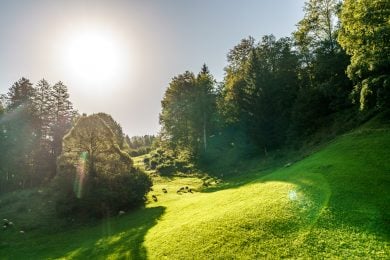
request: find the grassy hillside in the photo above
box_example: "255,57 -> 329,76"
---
1,117 -> 389,259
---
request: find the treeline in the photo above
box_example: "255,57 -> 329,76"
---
158,0 -> 389,163
0,0 -> 388,208
0,78 -> 76,193
0,79 -> 152,217
0,76 -> 155,195
125,135 -> 156,156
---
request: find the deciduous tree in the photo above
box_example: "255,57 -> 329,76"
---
338,0 -> 390,110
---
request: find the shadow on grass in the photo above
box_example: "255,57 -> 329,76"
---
59,206 -> 165,259
0,206 -> 167,259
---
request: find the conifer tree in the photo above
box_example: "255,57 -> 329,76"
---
51,81 -> 76,159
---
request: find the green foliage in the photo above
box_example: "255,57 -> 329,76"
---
54,168 -> 152,219
160,71 -> 197,152
144,149 -> 192,175
96,112 -> 125,149
2,117 -> 389,258
219,37 -> 255,123
294,0 -> 340,56
0,78 -> 40,192
55,114 -> 151,218
0,78 -> 76,193
221,35 -> 299,150
289,87 -> 331,140
126,135 -> 155,150
125,134 -> 155,156
288,0 -> 354,142
127,146 -> 152,157
159,65 -> 216,157
338,0 -> 390,110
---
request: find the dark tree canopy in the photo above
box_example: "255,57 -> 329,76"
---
159,65 -> 216,157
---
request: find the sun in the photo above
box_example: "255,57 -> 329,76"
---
63,28 -> 125,88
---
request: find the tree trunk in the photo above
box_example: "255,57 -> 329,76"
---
203,112 -> 207,152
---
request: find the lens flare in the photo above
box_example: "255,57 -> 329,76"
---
74,151 -> 88,198
288,190 -> 298,201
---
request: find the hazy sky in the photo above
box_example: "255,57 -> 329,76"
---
0,0 -> 305,136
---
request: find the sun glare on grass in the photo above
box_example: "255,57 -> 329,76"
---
63,28 -> 127,89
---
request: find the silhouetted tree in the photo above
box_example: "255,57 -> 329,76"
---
51,81 -> 76,161
56,113 -> 151,218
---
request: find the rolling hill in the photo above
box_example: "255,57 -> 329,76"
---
1,116 -> 389,259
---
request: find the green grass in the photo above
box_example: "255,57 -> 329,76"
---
1,117 -> 389,259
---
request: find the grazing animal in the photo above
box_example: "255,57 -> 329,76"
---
118,210 -> 125,216
162,188 -> 167,193
2,219 -> 11,228
179,187 -> 185,191
152,195 -> 158,202
185,186 -> 188,190
189,188 -> 193,193
20,230 -> 25,234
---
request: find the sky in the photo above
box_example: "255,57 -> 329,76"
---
0,0 -> 305,136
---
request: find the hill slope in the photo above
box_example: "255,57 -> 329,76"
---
143,124 -> 390,258
1,118 -> 389,259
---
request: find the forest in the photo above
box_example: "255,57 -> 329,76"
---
0,0 -> 389,258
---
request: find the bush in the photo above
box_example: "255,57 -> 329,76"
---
149,159 -> 158,170
156,164 -> 175,175
54,168 -> 152,219
128,147 -> 151,157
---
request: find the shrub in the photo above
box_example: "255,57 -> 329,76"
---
156,164 -> 175,175
54,167 -> 152,219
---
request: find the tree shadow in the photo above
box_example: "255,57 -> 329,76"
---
19,206 -> 166,259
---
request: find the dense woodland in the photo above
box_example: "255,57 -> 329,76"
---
0,0 -> 389,218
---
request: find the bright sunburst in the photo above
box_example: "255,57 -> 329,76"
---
63,28 -> 125,87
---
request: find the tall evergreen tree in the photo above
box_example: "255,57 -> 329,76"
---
160,66 -> 217,156
34,79 -> 53,149
220,36 -> 299,152
244,36 -> 299,151
7,77 -> 35,110
2,78 -> 39,190
195,64 -> 216,152
32,79 -> 55,182
220,37 -> 255,123
51,81 -> 76,160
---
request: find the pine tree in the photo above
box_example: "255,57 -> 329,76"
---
3,78 -> 39,189
195,64 -> 216,152
51,81 -> 76,160
33,79 -> 53,150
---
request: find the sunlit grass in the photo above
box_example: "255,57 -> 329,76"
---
0,118 -> 389,259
